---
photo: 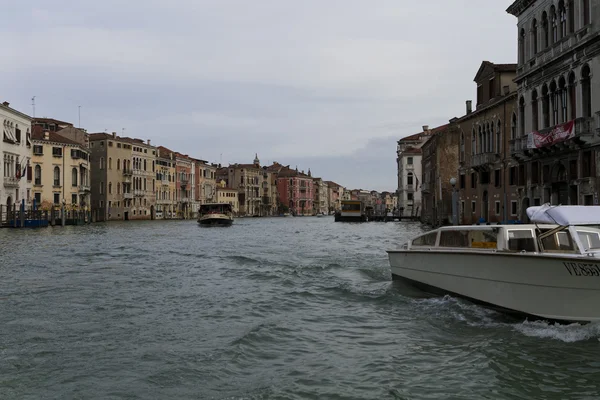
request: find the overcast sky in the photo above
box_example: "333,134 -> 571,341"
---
2,1 -> 517,191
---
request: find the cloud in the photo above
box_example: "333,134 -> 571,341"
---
2,0 -> 518,190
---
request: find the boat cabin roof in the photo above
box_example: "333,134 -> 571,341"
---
527,204 -> 600,225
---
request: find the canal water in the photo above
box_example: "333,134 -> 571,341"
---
2,217 -> 600,399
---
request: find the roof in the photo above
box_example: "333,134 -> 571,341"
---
230,163 -> 261,170
32,117 -> 72,127
88,132 -> 151,147
325,181 -> 342,188
474,61 -> 517,82
402,146 -> 422,155
0,102 -> 32,121
399,124 -> 449,143
277,166 -> 311,178
527,204 -> 600,226
31,126 -> 80,146
506,0 -> 536,16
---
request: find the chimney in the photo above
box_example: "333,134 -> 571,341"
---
44,131 -> 49,140
112,132 -> 116,138
466,100 -> 472,114
503,85 -> 510,95
147,139 -> 151,145
422,125 -> 429,132
2,101 -> 9,106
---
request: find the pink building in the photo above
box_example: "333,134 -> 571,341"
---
275,166 -> 314,216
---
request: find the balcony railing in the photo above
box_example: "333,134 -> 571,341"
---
471,152 -> 500,168
405,164 -> 414,170
4,176 -> 19,187
123,192 -> 134,199
134,189 -> 145,197
123,169 -> 133,176
161,179 -> 170,186
180,197 -> 190,203
78,184 -> 91,192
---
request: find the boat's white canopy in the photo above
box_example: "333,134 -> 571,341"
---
527,204 -> 600,225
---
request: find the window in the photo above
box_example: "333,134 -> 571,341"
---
532,19 -> 538,55
72,194 -> 77,205
461,201 -> 465,216
460,174 -> 465,189
34,165 -> 41,185
511,113 -> 517,139
519,97 -> 525,136
582,151 -> 593,178
511,200 -> 517,216
33,145 -> 43,155
144,159 -> 147,171
477,84 -> 483,105
494,169 -> 501,187
542,84 -> 550,128
100,157 -> 104,170
519,28 -> 526,64
508,230 -> 537,252
471,129 -> 476,156
495,201 -> 501,215
109,157 -> 112,169
407,173 -> 413,185
550,81 -> 559,125
439,230 -> 498,249
407,157 -> 413,165
72,168 -> 78,186
542,12 -> 549,49
34,192 -> 41,204
407,193 -> 414,201
551,6 -> 558,44
117,143 -> 122,148
53,166 -> 60,187
100,182 -> 104,195
569,72 -> 577,120
117,159 -> 121,170
582,65 -> 591,118
559,77 -> 567,123
489,77 -> 495,98
496,121 -> 502,153
54,193 -> 60,204
52,147 -> 62,157
531,90 -> 539,131
412,232 -> 437,246
583,0 -> 590,25
109,182 -> 112,194
559,1 -> 567,39
471,172 -> 477,189
108,141 -> 113,147
471,201 -> 476,213
117,183 -> 121,194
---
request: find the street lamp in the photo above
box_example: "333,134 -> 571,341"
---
450,177 -> 458,225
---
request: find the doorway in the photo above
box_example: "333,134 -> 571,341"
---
482,191 -> 489,223
124,211 -> 129,221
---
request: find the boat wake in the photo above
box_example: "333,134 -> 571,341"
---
414,295 -> 600,342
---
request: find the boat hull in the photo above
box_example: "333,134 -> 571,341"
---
197,214 -> 233,227
388,250 -> 600,322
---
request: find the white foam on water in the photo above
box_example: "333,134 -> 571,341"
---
513,320 -> 600,343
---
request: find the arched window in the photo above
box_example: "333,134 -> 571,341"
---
54,166 -> 60,187
496,121 -> 502,154
519,97 -> 526,136
519,28 -> 526,64
407,172 -> 414,186
583,0 -> 590,26
532,90 -> 539,131
478,126 -> 483,153
144,159 -> 147,171
568,72 -> 577,120
117,159 -> 121,170
582,64 -> 591,118
511,112 -> 517,140
72,168 -> 78,187
109,182 -> 112,194
559,1 -> 567,39
568,0 -> 575,33
152,161 -> 155,172
109,157 -> 112,169
550,81 -> 558,125
100,157 -> 104,170
558,76 -> 567,123
532,19 -> 538,55
117,183 -> 121,195
488,123 -> 493,153
471,129 -> 476,156
541,12 -> 549,49
542,84 -> 550,127
551,6 -> 558,44
34,165 -> 41,185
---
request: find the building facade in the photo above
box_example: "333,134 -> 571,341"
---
397,127 -> 432,217
131,139 -> 157,220
225,156 -> 263,216
31,128 -> 90,210
507,0 -> 599,219
325,181 -> 342,213
156,146 -> 177,219
276,166 -> 314,216
216,181 -> 239,215
1,102 -> 32,210
175,154 -> 194,219
455,62 -> 520,225
312,177 -> 329,215
196,160 -> 217,206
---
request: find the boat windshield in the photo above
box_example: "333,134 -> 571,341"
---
341,202 -> 361,212
200,204 -> 232,214
537,227 -> 578,253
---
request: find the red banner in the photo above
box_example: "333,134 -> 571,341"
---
527,120 -> 575,149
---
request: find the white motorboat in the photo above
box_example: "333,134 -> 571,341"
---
387,204 -> 600,322
197,203 -> 233,227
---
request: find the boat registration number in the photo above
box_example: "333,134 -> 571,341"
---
563,262 -> 600,276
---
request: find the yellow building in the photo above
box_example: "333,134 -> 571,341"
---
216,180 -> 239,215
31,129 -> 91,209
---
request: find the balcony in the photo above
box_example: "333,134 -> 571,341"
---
421,182 -> 430,193
180,179 -> 189,189
4,176 -> 19,187
78,184 -> 91,193
510,117 -> 595,160
180,197 -> 190,203
471,153 -> 500,171
123,192 -> 134,199
405,163 -> 414,170
123,169 -> 133,176
134,189 -> 145,197
161,179 -> 170,187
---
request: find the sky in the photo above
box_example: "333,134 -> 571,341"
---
2,1 -> 517,191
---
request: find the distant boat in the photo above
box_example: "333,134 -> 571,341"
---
197,203 -> 234,227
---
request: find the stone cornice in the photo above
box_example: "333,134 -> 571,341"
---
506,0 -> 536,17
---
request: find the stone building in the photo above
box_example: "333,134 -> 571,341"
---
456,61 -> 519,224
175,153 -> 194,219
31,127 -> 90,209
397,127 -> 432,217
421,123 -> 462,226
195,160 -> 217,206
312,177 -> 329,215
507,0 -> 599,218
89,133 -> 155,221
1,101 -> 32,210
216,180 -> 239,214
275,165 -> 314,216
156,146 -> 177,219
224,155 -> 264,216
325,181 -> 342,212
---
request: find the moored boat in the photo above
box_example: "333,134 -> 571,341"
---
387,204 -> 600,322
197,203 -> 234,227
